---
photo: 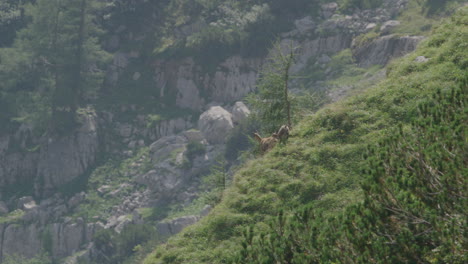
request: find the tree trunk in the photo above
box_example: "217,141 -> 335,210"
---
284,49 -> 293,128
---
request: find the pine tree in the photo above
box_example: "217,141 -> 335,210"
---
247,41 -> 297,133
1,0 -> 109,133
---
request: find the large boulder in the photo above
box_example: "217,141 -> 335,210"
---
231,101 -> 251,124
198,106 -> 234,144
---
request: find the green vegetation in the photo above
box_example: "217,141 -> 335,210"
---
143,7 -> 467,264
232,77 -> 467,264
71,148 -> 151,221
185,140 -> 206,163
200,158 -> 230,206
247,42 -> 296,133
0,209 -> 25,224
2,253 -> 52,264
391,0 -> 464,35
0,0 -> 109,134
93,224 -> 156,264
340,0 -> 383,13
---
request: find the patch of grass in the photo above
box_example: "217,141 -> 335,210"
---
0,209 -> 24,224
353,30 -> 379,48
392,0 -> 463,35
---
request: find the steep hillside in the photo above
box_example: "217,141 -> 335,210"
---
0,0 -> 465,263
143,7 -> 467,264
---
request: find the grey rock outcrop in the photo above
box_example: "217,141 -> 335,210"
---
0,218 -> 101,262
0,202 -> 8,215
1,224 -> 42,259
414,56 -> 429,63
1,111 -> 96,197
17,196 -> 36,210
198,106 -> 234,145
153,56 -> 261,107
294,16 -> 315,33
210,56 -> 261,102
200,205 -> 212,217
156,215 -> 200,237
380,20 -> 401,35
36,111 -> 99,196
0,130 -> 39,191
321,2 -> 338,19
354,35 -> 424,67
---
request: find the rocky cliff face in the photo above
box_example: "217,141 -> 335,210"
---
0,0 -> 429,262
0,110 -> 99,199
354,34 -> 425,67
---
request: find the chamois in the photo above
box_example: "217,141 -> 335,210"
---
253,132 -> 279,153
276,125 -> 290,144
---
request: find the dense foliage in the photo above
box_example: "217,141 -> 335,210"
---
233,78 -> 467,263
0,0 -> 109,134
93,224 -> 156,264
247,42 -> 296,133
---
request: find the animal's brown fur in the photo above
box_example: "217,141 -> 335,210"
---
253,132 -> 279,153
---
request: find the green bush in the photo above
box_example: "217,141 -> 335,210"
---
186,140 -> 206,162
94,224 -> 156,264
224,118 -> 258,161
231,75 -> 467,264
340,0 -> 383,13
2,253 -> 51,264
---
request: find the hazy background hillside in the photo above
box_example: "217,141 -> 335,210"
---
0,0 -> 465,263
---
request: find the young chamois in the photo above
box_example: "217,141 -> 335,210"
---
276,125 -> 290,144
253,132 -> 279,153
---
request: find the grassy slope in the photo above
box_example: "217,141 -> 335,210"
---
142,6 -> 467,264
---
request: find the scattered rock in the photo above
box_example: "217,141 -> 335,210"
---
156,222 -> 172,237
380,20 -> 400,35
321,2 -> 338,19
116,123 -> 133,138
128,140 -> 137,149
182,129 -> 205,142
0,201 -> 8,214
132,72 -> 141,81
97,185 -> 111,195
414,56 -> 429,63
68,192 -> 86,208
149,135 -> 187,162
18,196 -> 36,210
365,23 -> 377,31
354,35 -> 424,67
200,205 -> 212,217
156,215 -> 200,237
198,106 -> 234,144
318,54 -> 332,64
114,215 -> 132,233
295,16 -> 315,33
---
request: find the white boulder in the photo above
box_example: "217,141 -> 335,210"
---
231,101 -> 251,124
198,106 -> 234,144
